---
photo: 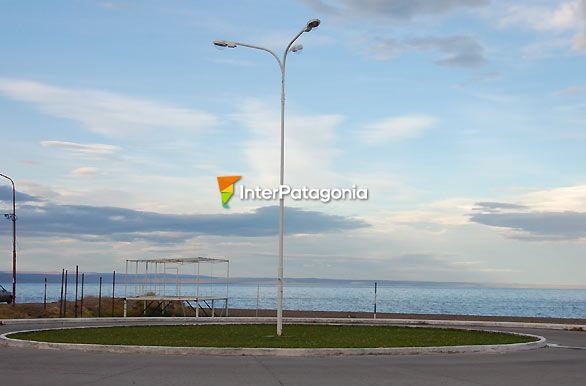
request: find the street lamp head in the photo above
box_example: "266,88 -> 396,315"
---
305,19 -> 321,32
290,44 -> 303,53
213,39 -> 237,49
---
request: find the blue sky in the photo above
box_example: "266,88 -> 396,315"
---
0,0 -> 585,286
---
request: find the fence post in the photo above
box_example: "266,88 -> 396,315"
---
373,282 -> 377,319
64,270 -> 68,317
74,265 -> 79,318
80,273 -> 85,318
98,276 -> 102,317
111,271 -> 116,317
43,277 -> 47,310
59,269 -> 64,317
256,282 -> 260,317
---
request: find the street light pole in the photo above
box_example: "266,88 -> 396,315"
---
0,173 -> 16,306
214,19 -> 321,336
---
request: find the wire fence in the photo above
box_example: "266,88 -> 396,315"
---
3,273 -> 586,319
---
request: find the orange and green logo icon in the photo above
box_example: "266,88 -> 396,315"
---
217,176 -> 241,208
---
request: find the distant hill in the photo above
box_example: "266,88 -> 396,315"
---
0,271 -> 487,288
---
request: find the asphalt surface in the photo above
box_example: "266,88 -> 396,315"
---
0,320 -> 585,386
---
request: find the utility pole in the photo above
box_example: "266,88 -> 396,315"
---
0,173 -> 17,306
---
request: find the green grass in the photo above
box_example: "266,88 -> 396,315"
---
9,324 -> 536,348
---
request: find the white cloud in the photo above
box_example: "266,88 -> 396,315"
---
372,183 -> 586,242
233,99 -> 344,188
362,115 -> 437,143
500,0 -> 586,53
70,167 -> 100,177
501,1 -> 585,32
41,140 -> 121,155
0,78 -> 219,137
392,184 -> 586,233
389,198 -> 478,229
520,184 -> 586,212
470,185 -> 586,242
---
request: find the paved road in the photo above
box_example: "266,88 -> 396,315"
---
0,321 -> 585,386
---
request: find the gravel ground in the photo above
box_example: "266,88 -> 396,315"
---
227,308 -> 586,325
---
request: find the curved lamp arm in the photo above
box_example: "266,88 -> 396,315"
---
229,42 -> 283,71
282,28 -> 305,71
0,173 -> 14,188
213,18 -> 320,73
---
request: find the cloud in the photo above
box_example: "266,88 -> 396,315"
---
521,36 -> 573,59
391,197 -> 478,228
0,186 -> 42,203
234,99 -> 344,188
501,1 -> 585,32
388,253 -> 513,274
289,251 -> 516,279
470,188 -> 586,241
41,141 -> 121,155
470,209 -> 586,241
70,167 -> 100,177
302,1 -> 488,68
454,72 -> 502,88
500,0 -> 586,53
0,78 -> 219,137
473,202 -> 528,212
301,0 -> 488,21
392,184 -> 586,242
362,115 -> 437,143
13,190 -> 368,241
367,35 -> 487,67
520,184 -> 586,212
99,2 -> 128,10
554,85 -> 584,96
575,30 -> 586,50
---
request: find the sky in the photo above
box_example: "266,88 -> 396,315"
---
0,0 -> 585,286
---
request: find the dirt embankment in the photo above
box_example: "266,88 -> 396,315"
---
1,297 -> 133,319
2,299 -> 585,325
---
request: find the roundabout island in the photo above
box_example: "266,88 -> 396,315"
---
0,317 -> 584,385
1,318 -> 545,356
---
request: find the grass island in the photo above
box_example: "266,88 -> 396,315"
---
9,324 -> 537,348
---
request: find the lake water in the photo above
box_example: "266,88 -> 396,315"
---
5,281 -> 586,319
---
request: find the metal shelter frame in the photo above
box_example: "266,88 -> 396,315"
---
123,257 -> 229,318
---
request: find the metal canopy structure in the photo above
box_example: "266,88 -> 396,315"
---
123,257 -> 229,317
126,257 -> 229,264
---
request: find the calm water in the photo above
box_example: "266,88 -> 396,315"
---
5,281 -> 586,319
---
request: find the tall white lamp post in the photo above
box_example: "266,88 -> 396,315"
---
214,19 -> 321,336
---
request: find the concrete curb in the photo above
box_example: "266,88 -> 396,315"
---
0,320 -> 547,357
1,316 -> 584,331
